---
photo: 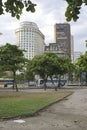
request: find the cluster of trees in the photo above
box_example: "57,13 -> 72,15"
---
0,1 -> 86,91
0,0 -> 86,21
0,0 -> 87,90
25,52 -> 75,90
1,43 -> 87,91
0,43 -> 75,91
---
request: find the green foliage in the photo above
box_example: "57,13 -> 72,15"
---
31,52 -> 59,79
85,40 -> 87,47
0,43 -> 27,91
0,43 -> 26,72
16,73 -> 25,84
65,0 -> 86,21
27,52 -> 74,79
76,52 -> 87,72
25,60 -> 34,82
0,0 -> 36,19
75,52 -> 87,81
0,0 -> 86,21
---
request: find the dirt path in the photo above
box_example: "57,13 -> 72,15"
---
1,89 -> 87,130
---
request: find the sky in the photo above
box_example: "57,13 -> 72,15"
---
0,0 -> 87,53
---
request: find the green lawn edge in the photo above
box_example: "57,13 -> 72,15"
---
0,91 -> 73,121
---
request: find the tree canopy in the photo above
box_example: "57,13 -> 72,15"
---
0,0 -> 36,19
0,0 -> 86,21
31,52 -> 59,79
76,52 -> 87,84
27,52 -> 74,89
0,43 -> 27,91
25,60 -> 35,86
65,0 -> 87,21
76,52 -> 87,72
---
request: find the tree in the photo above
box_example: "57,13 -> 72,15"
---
25,60 -> 35,87
65,0 -> 87,21
0,0 -> 36,19
16,73 -> 25,84
30,52 -> 74,90
0,0 -> 86,21
53,56 -> 75,88
76,53 -> 87,72
85,40 -> 87,47
30,52 -> 59,90
0,43 -> 27,91
76,52 -> 87,84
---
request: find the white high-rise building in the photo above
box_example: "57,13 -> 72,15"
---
15,21 -> 45,59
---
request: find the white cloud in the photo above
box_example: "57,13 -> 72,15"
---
0,0 -> 87,53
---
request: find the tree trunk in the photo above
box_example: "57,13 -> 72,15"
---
13,71 -> 18,92
50,76 -> 54,85
50,76 -> 57,91
58,75 -> 61,88
44,75 -> 48,90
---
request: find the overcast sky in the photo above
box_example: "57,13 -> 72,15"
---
0,0 -> 87,53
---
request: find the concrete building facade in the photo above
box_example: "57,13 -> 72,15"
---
15,21 -> 45,59
71,35 -> 74,62
45,43 -> 65,57
54,23 -> 71,58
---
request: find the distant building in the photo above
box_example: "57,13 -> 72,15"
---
45,23 -> 71,58
74,51 -> 82,62
15,21 -> 45,59
54,23 -> 71,58
45,43 -> 65,57
71,35 -> 74,62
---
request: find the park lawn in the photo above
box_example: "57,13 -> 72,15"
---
0,91 -> 72,118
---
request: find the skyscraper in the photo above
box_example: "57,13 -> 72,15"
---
54,23 -> 71,58
15,21 -> 45,59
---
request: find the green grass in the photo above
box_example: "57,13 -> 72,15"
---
0,91 -> 72,118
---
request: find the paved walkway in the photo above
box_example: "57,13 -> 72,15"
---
0,89 -> 87,130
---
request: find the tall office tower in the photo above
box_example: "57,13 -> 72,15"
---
15,21 -> 45,59
54,23 -> 71,58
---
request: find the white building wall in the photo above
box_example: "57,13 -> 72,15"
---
15,21 -> 45,59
